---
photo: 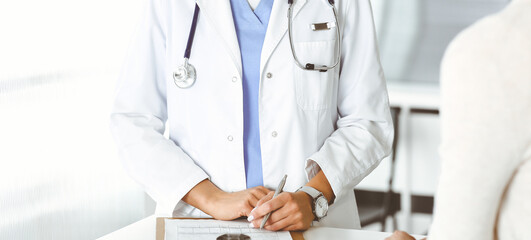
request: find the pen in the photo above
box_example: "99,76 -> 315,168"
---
260,174 -> 288,230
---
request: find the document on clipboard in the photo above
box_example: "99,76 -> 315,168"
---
159,218 -> 293,240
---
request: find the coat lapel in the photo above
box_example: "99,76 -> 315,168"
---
260,0 -> 307,73
196,0 -> 242,76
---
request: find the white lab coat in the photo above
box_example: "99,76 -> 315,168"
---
110,0 -> 393,229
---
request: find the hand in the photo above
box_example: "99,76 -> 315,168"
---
385,231 -> 418,240
206,186 -> 272,221
183,180 -> 272,221
247,191 -> 314,231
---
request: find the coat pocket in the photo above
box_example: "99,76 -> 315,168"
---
293,39 -> 337,110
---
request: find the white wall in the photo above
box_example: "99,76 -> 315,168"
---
0,0 -> 150,239
373,0 -> 509,83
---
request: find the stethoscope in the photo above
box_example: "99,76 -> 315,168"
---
173,0 -> 341,89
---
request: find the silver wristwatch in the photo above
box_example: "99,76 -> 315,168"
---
297,186 -> 329,221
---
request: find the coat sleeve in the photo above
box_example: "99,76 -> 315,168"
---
110,0 -> 209,216
305,0 -> 394,201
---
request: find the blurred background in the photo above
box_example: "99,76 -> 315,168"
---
0,0 -> 510,239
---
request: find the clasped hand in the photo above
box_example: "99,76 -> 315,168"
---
185,179 -> 316,231
207,188 -> 314,231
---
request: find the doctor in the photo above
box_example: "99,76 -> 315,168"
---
111,0 -> 393,231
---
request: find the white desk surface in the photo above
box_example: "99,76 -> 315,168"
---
98,216 -> 425,240
387,80 -> 440,110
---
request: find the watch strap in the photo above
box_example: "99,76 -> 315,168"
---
297,186 -> 322,199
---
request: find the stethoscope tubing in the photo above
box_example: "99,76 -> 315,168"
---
288,1 -> 341,72
184,4 -> 200,60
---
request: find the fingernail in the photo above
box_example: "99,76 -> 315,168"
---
249,222 -> 255,228
251,207 -> 257,213
247,215 -> 254,221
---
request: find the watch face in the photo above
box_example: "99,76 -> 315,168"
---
315,196 -> 328,218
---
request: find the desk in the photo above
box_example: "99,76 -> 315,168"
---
387,80 -> 440,232
98,216 -> 425,240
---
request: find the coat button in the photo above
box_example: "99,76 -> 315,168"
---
266,72 -> 273,79
271,131 -> 278,137
227,135 -> 234,141
232,76 -> 238,82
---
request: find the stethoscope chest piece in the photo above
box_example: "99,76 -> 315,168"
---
173,59 -> 196,89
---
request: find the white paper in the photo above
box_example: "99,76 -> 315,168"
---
164,219 -> 292,240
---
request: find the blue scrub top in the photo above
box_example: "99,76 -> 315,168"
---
229,0 -> 274,188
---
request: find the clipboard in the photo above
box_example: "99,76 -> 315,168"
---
156,217 -> 304,240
